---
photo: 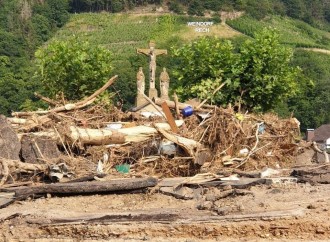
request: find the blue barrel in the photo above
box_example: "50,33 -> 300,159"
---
182,106 -> 194,117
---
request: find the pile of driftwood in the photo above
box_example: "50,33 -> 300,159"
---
0,75 -> 303,187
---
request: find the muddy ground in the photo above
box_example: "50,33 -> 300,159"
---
1,180 -> 330,242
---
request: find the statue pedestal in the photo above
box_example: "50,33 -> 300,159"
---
148,88 -> 158,100
136,94 -> 146,107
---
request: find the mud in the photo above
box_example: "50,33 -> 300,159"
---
1,183 -> 330,241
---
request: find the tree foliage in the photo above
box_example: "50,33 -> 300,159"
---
0,0 -> 71,115
172,28 -> 301,112
34,38 -> 113,100
284,50 -> 330,130
238,29 -> 300,111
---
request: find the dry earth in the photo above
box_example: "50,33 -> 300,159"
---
1,180 -> 330,241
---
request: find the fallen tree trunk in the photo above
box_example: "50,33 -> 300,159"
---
12,75 -> 118,117
68,120 -> 184,144
12,98 -> 96,117
18,120 -> 185,145
4,177 -> 157,198
69,126 -> 126,145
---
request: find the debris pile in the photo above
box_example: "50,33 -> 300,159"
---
0,75 -> 304,187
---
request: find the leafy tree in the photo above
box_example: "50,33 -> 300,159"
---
238,28 -> 300,111
172,28 -> 301,112
284,50 -> 330,130
34,38 -> 113,100
172,37 -> 241,103
0,56 -> 34,115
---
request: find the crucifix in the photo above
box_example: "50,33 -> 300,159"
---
137,41 -> 167,99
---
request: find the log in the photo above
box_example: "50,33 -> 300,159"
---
154,98 -> 190,110
68,120 -> 185,144
7,177 -> 158,198
17,120 -> 185,146
12,75 -> 118,117
68,126 -> 126,145
12,98 -> 96,117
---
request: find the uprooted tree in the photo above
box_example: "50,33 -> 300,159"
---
172,28 -> 302,112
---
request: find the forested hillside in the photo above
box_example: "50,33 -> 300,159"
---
1,0 -> 330,132
0,0 -> 69,114
70,0 -> 330,29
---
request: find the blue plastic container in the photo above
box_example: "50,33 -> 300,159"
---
182,106 -> 194,117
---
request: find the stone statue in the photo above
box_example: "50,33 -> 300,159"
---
160,67 -> 170,99
136,67 -> 145,94
137,41 -> 167,99
135,67 -> 146,107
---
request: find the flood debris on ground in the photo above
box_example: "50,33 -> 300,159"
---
0,74 -> 329,217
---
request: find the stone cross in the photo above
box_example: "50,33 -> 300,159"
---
160,67 -> 170,100
137,41 -> 167,99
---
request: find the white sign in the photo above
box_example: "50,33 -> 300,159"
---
187,21 -> 213,33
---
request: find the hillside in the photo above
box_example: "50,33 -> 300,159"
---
45,11 -> 330,130
53,13 -> 239,62
1,0 -> 330,129
50,13 -> 242,108
227,15 -> 330,49
54,12 -> 330,67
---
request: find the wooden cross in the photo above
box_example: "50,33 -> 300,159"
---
137,41 -> 167,90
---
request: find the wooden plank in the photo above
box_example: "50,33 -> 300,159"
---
161,102 -> 179,133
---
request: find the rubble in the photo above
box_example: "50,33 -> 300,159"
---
0,70 -> 328,214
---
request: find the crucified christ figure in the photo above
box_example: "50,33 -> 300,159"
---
137,41 -> 167,99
